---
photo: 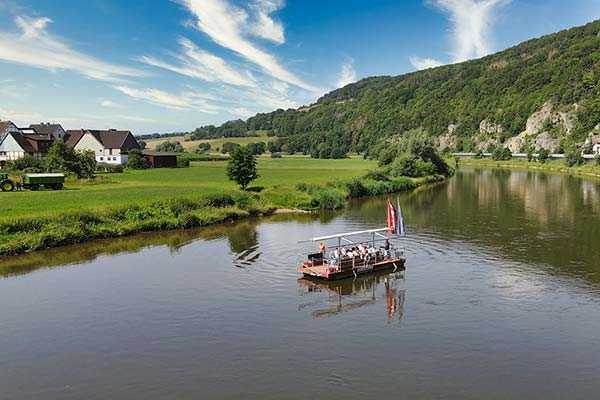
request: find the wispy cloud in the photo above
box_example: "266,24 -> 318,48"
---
140,37 -> 256,87
113,85 -> 219,113
431,0 -> 510,62
0,15 -> 145,82
409,56 -> 444,70
181,0 -> 318,92
248,0 -> 285,44
100,100 -> 122,108
337,58 -> 357,88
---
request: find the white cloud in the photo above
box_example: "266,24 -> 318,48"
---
409,56 -> 444,70
182,0 -> 318,92
431,0 -> 510,62
0,107 -> 42,125
248,0 -> 285,44
113,85 -> 219,113
140,37 -> 256,87
100,100 -> 121,108
337,59 -> 357,88
231,107 -> 254,119
0,15 -> 145,82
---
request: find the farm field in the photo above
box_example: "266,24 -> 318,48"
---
0,158 -> 377,221
144,132 -> 277,152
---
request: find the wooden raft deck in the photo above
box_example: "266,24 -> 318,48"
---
298,256 -> 405,281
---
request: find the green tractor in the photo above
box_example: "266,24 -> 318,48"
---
0,173 -> 15,192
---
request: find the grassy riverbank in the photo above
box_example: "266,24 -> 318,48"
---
458,157 -> 600,179
0,158 -> 443,255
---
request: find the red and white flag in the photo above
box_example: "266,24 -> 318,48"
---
387,198 -> 397,234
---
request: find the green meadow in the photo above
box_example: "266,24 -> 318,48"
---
0,158 -> 376,221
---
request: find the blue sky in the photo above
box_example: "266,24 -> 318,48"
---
0,0 -> 599,134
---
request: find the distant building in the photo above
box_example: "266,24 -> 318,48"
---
65,129 -> 140,164
585,135 -> 600,155
0,121 -> 20,142
29,123 -> 66,140
0,120 -> 54,163
143,151 -> 178,168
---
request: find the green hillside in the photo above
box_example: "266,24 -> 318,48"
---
199,19 -> 600,158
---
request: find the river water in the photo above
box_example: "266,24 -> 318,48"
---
1,167 -> 600,399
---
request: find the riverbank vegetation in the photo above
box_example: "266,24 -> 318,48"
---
0,157 -> 448,255
459,157 -> 600,179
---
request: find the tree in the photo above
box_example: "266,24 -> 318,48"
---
44,141 -> 96,178
565,147 -> 584,167
246,142 -> 266,155
6,155 -> 44,172
538,148 -> 550,163
156,141 -> 184,153
127,149 -> 150,169
227,147 -> 259,190
222,142 -> 241,154
138,140 -> 147,149
197,142 -> 211,153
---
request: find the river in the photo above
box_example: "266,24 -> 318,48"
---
1,167 -> 600,399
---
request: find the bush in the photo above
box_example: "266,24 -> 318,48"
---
5,155 -> 44,172
270,152 -> 283,158
538,148 -> 550,163
203,193 -> 235,208
177,158 -> 190,168
96,163 -> 124,173
222,142 -> 241,154
196,142 -> 211,153
246,142 -> 266,155
127,149 -> 150,169
595,154 -> 600,166
364,170 -> 390,181
156,141 -> 184,153
492,147 -> 512,161
44,141 -> 96,178
565,147 -> 584,167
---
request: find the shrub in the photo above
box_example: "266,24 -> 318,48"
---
270,152 -> 283,158
203,193 -> 235,208
196,142 -> 211,153
565,147 -> 584,167
44,141 -> 96,178
156,141 -> 184,153
308,187 -> 346,209
127,149 -> 150,169
595,154 -> 600,166
177,158 -> 190,168
222,142 -> 241,154
492,147 -> 512,161
5,155 -> 44,172
344,178 -> 369,198
538,148 -> 550,163
364,170 -> 390,181
96,162 -> 124,173
246,142 -> 266,155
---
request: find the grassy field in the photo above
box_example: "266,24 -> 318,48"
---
145,132 -> 277,152
1,158 -> 376,221
0,157 -> 448,255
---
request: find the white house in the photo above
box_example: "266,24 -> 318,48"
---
0,132 -> 53,162
65,129 -> 140,164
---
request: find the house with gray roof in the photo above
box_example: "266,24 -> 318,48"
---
0,121 -> 54,163
29,123 -> 66,140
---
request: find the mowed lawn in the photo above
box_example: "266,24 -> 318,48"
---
0,158 -> 376,220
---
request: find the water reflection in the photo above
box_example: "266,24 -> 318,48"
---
298,271 -> 406,322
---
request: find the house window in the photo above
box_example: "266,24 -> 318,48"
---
113,157 -> 117,161
100,156 -> 103,161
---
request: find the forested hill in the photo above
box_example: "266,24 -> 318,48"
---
200,19 -> 600,158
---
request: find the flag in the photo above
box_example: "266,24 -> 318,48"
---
397,198 -> 406,237
387,198 -> 397,234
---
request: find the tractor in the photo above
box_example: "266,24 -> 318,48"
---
0,173 -> 15,192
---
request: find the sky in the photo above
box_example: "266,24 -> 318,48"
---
0,0 -> 599,134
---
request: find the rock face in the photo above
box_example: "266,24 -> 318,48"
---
505,132 -> 528,153
524,101 -> 576,135
479,119 -> 503,136
475,137 -> 499,152
533,132 -> 560,152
